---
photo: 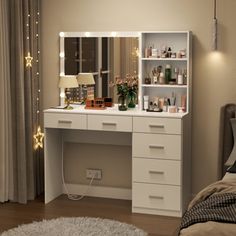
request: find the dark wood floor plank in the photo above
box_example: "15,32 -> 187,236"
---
0,195 -> 181,236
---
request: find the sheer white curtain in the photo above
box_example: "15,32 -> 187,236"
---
0,0 -> 14,202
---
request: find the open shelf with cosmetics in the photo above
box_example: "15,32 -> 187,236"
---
139,31 -> 192,114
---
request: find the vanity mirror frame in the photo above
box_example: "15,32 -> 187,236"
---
59,31 -> 142,107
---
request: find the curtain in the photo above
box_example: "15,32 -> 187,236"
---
0,0 -> 43,204
0,0 -> 13,202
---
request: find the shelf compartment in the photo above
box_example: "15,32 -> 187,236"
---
141,84 -> 187,88
141,58 -> 187,61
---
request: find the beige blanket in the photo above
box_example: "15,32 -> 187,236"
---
179,179 -> 236,236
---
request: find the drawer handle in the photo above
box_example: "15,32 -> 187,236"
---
149,124 -> 165,128
149,170 -> 164,175
149,145 -> 164,149
102,122 -> 117,126
149,195 -> 164,200
58,120 -> 72,124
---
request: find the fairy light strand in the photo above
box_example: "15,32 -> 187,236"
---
32,0 -> 44,150
25,1 -> 33,67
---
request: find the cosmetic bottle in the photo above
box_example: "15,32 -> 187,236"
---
165,64 -> 171,84
183,69 -> 187,85
151,48 -> 158,58
163,98 -> 168,112
174,67 -> 179,82
159,72 -> 165,84
145,48 -> 151,58
177,74 -> 183,85
143,96 -> 149,110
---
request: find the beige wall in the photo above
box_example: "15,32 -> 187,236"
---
41,0 -> 236,194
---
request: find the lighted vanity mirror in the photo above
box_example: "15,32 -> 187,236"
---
59,32 -> 140,105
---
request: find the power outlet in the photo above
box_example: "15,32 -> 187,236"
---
86,169 -> 102,180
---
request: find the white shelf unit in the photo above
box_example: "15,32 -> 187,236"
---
132,31 -> 192,217
139,31 -> 192,114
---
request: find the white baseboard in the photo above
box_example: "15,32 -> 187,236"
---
63,183 -> 132,200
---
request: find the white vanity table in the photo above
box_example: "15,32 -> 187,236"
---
44,30 -> 192,217
44,105 -> 191,217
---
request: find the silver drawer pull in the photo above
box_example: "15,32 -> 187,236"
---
149,124 -> 164,128
149,145 -> 164,149
149,195 -> 164,200
58,120 -> 72,124
149,170 -> 164,175
102,122 -> 117,126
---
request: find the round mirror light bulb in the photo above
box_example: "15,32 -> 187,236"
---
59,32 -> 65,37
59,52 -> 65,58
60,92 -> 65,98
111,32 -> 117,37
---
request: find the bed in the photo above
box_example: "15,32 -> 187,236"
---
179,104 -> 236,236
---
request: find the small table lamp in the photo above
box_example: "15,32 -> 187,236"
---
77,73 -> 95,103
58,76 -> 78,109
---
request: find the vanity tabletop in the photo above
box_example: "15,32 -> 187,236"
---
44,105 -> 188,118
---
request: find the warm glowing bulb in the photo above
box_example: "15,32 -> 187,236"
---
85,32 -> 90,37
59,32 -> 65,37
33,126 -> 44,150
60,92 -> 65,98
59,52 -> 65,58
111,32 -> 117,37
25,52 -> 33,67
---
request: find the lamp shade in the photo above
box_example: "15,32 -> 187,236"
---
77,73 -> 95,85
58,76 -> 78,88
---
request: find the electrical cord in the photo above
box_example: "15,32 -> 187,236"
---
61,137 -> 95,201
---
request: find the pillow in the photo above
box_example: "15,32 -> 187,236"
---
223,171 -> 236,181
225,118 -> 236,166
227,160 -> 236,173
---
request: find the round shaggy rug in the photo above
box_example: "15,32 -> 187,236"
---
1,217 -> 148,236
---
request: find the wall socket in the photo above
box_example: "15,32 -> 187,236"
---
86,169 -> 102,180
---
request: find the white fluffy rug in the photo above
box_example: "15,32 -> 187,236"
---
1,217 -> 148,236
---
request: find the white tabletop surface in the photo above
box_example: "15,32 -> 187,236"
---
44,104 -> 188,118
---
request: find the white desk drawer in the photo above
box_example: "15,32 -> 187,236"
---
88,115 -> 132,132
44,113 -> 87,129
132,133 -> 181,160
132,183 -> 181,211
133,158 -> 181,185
133,117 -> 181,134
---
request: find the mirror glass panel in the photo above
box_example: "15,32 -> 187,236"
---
60,32 -> 139,104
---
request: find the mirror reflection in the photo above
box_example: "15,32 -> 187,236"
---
62,35 -> 139,103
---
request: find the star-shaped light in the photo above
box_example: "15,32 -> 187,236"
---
25,52 -> 33,67
33,126 -> 44,150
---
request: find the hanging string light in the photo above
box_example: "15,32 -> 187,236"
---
25,4 -> 33,67
30,0 -> 44,150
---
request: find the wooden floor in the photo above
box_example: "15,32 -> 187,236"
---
0,195 -> 181,236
